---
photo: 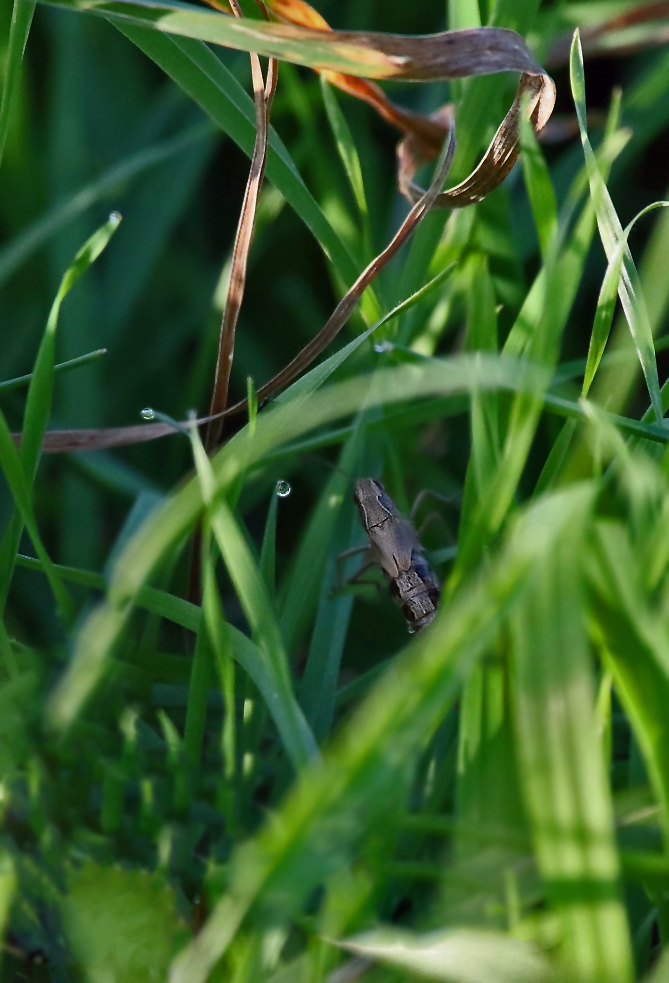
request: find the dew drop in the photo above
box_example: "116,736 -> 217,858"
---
109,210 -> 122,224
140,407 -> 155,421
276,479 -> 291,498
407,625 -> 416,635
374,341 -> 391,354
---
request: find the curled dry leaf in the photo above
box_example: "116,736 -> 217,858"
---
261,0 -> 555,206
21,121 -> 456,454
16,1 -> 555,453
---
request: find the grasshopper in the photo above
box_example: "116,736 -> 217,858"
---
353,478 -> 441,633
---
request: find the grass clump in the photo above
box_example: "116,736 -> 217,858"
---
2,1 -> 669,981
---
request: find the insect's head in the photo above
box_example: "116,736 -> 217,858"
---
353,477 -> 385,505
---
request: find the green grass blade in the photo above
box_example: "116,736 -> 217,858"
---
511,487 -> 634,982
570,30 -> 663,422
582,202 -> 669,399
189,421 -> 318,769
320,78 -> 371,258
0,348 -> 107,394
0,0 -> 36,171
520,96 -> 558,264
0,213 -> 121,615
170,532 -> 533,983
341,927 -> 549,983
201,530 -> 236,783
259,483 -> 279,592
0,411 -> 74,623
279,426 -> 361,653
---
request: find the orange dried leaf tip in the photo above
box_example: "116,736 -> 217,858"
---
265,0 -> 331,30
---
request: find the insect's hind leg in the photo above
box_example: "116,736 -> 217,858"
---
333,546 -> 383,597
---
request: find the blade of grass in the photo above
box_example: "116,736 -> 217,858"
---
511,486 -> 634,982
0,348 -> 107,394
170,522 -> 534,983
0,214 -> 121,616
0,0 -> 36,171
0,412 -> 74,623
582,201 -> 669,399
43,353 -> 564,727
570,29 -> 663,422
320,77 -> 372,261
112,26 -> 365,294
189,418 -> 318,769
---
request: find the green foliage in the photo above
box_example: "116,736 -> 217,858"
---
2,2 -> 669,981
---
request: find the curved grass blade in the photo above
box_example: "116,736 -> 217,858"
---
44,352 -> 552,729
570,30 -> 663,422
582,201 -> 669,399
189,419 -> 318,768
0,214 -> 121,618
170,528 -> 534,983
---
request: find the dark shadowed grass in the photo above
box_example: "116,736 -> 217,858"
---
2,2 -> 669,981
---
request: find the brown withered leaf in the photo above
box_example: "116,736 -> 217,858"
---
26,120 -> 456,453
204,0 -> 277,450
17,4 -> 555,453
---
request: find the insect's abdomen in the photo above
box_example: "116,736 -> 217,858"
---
385,551 -> 440,632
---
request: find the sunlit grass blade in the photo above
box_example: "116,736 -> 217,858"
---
590,522 -> 669,846
570,30 -> 663,422
511,486 -> 634,982
341,927 -> 550,983
170,530 -> 533,983
582,201 -> 669,399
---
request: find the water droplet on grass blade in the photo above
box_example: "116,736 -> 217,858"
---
140,407 -> 155,421
374,341 -> 391,354
109,211 -> 122,224
276,480 -> 291,498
